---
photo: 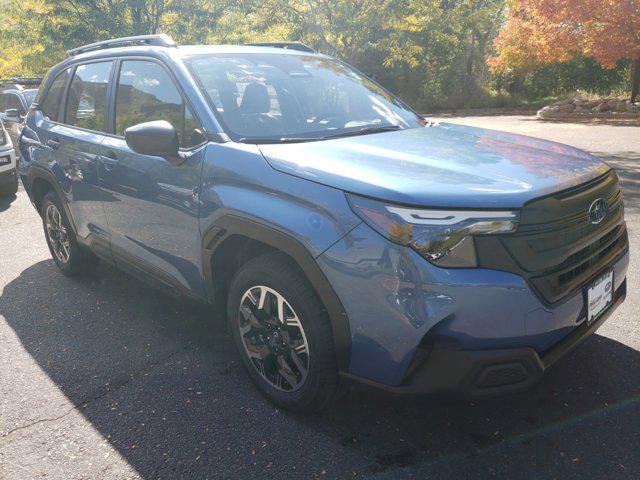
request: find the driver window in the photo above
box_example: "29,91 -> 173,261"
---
115,60 -> 204,148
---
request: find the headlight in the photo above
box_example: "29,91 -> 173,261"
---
347,194 -> 519,268
0,125 -> 6,146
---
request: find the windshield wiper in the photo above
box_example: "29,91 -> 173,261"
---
321,124 -> 402,140
238,136 -> 325,144
238,125 -> 403,144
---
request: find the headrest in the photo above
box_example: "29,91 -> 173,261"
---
239,83 -> 271,114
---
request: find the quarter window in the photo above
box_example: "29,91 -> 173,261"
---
40,70 -> 69,121
65,61 -> 113,132
115,60 -> 204,148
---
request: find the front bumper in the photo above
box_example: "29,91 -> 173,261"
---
0,167 -> 18,186
0,146 -> 17,188
318,221 -> 629,390
341,278 -> 626,397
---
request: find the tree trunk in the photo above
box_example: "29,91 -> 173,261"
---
632,58 -> 640,103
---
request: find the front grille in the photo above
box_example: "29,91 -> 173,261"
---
476,170 -> 628,305
557,227 -> 623,285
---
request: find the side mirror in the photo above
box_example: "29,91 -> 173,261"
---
124,120 -> 182,165
4,108 -> 19,119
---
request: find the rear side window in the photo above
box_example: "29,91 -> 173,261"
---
115,60 -> 203,148
40,70 -> 69,121
65,61 -> 113,132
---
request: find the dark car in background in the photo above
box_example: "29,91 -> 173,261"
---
0,77 -> 42,156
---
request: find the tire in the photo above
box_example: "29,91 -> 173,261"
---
41,191 -> 99,276
5,177 -> 18,196
8,179 -> 18,196
0,172 -> 18,197
227,253 -> 338,412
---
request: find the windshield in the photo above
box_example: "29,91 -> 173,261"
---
23,89 -> 37,107
185,53 -> 423,143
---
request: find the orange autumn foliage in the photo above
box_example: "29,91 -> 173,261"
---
489,0 -> 640,99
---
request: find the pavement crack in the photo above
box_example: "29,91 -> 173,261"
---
1,341 -> 194,442
1,406 -> 76,440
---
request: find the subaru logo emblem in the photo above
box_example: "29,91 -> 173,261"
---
589,198 -> 607,225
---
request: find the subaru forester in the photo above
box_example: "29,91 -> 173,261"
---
19,35 -> 628,411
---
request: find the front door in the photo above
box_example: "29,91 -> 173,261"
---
99,59 -> 207,297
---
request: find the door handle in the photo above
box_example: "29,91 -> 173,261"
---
101,151 -> 119,171
47,138 -> 61,150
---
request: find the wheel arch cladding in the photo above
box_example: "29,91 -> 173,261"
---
27,167 -> 76,231
202,215 -> 351,372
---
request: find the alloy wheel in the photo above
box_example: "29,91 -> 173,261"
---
45,203 -> 70,264
238,285 -> 310,391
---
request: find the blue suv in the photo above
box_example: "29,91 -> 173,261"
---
19,35 -> 629,411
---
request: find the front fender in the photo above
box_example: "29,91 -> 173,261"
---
199,142 -> 361,257
198,142 -> 361,371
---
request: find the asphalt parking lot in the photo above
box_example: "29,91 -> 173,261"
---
1,116 -> 639,479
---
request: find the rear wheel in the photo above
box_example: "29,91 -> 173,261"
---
228,253 -> 338,412
41,191 -> 99,276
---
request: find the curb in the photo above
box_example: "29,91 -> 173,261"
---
427,108 -> 539,117
537,111 -> 640,124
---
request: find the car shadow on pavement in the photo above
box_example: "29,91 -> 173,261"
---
2,260 -> 640,479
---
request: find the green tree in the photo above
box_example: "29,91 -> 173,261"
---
1,0 -> 631,109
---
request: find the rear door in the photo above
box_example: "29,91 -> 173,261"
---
99,58 -> 207,297
49,60 -> 114,252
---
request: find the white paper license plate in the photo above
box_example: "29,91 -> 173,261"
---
587,270 -> 613,324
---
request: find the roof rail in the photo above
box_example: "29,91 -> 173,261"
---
245,42 -> 316,53
0,77 -> 43,89
67,34 -> 176,57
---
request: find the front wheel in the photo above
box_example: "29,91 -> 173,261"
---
227,254 -> 338,412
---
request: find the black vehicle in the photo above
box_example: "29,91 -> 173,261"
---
0,77 -> 42,156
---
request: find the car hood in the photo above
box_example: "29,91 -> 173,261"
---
258,123 -> 611,208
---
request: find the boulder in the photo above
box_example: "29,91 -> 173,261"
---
551,99 -> 573,107
626,101 -> 640,112
613,101 -> 628,113
557,103 -> 574,113
580,100 -> 602,110
539,97 -> 640,120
